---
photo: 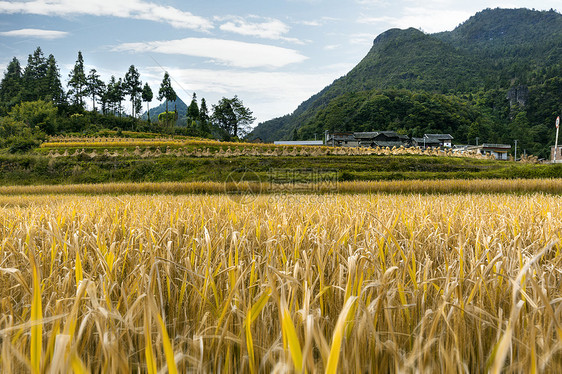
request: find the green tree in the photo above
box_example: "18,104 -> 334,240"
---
9,99 -> 57,134
188,92 -> 199,121
142,83 -> 153,122
85,69 -> 104,112
45,54 -> 65,105
157,71 -> 177,114
22,47 -> 48,102
157,72 -> 177,128
133,96 -> 142,118
104,76 -> 125,116
114,78 -> 125,117
199,97 -> 210,133
67,51 -> 87,107
212,96 -> 256,139
104,76 -> 117,114
0,116 -> 45,152
199,98 -> 209,123
0,57 -> 23,109
124,65 -> 142,119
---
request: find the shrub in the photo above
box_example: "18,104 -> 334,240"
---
8,100 -> 57,134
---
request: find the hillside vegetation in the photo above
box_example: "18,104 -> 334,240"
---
251,8 -> 562,158
0,135 -> 557,185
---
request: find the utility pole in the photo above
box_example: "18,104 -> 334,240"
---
476,137 -> 479,146
514,139 -> 518,161
555,116 -> 560,162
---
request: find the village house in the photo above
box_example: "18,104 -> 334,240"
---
353,131 -> 409,148
325,132 -> 360,147
325,131 -> 409,148
412,136 -> 441,149
413,134 -> 454,149
458,143 -> 512,160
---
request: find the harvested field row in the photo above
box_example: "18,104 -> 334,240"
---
2,178 -> 562,195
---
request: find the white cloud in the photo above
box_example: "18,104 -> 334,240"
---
324,44 -> 341,50
218,16 -> 303,44
356,0 -> 390,5
0,0 -> 213,31
356,0 -> 561,34
112,37 -> 308,68
0,28 -> 68,39
349,33 -> 376,45
298,20 -> 322,27
358,7 -> 472,33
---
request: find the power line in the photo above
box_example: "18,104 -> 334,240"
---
148,54 -> 192,99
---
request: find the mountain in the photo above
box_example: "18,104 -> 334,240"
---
141,97 -> 189,126
435,7 -> 562,61
250,8 -> 562,158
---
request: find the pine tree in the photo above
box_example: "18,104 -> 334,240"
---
188,92 -> 199,121
157,72 -> 177,128
199,98 -> 210,134
142,83 -> 153,122
124,65 -> 142,118
85,69 -> 104,112
100,82 -> 109,115
199,98 -> 209,122
22,47 -> 48,101
45,54 -> 65,105
67,51 -> 87,107
115,78 -> 125,117
0,57 -> 23,108
105,76 -> 121,115
157,71 -> 177,114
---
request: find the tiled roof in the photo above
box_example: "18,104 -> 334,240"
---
425,134 -> 454,140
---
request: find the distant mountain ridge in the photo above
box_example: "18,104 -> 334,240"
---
249,8 -> 562,157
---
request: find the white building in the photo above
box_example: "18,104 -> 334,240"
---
464,144 -> 512,160
274,140 -> 324,146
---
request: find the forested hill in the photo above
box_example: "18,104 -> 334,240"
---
250,8 -> 562,158
435,7 -> 562,61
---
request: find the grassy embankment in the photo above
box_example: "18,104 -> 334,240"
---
0,136 -> 559,186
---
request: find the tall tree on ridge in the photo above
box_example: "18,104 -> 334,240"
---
105,75 -> 124,115
0,57 -> 23,108
157,71 -> 177,128
22,47 -> 48,102
157,71 -> 176,114
142,83 -> 153,122
45,54 -> 65,105
188,92 -> 199,122
115,78 -> 125,117
199,97 -> 210,133
67,51 -> 87,108
124,65 -> 142,119
85,68 -> 104,112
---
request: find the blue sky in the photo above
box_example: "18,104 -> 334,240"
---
0,0 -> 560,125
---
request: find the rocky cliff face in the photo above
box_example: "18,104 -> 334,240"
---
506,85 -> 529,107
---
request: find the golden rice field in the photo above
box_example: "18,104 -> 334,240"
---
1,193 -> 562,372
